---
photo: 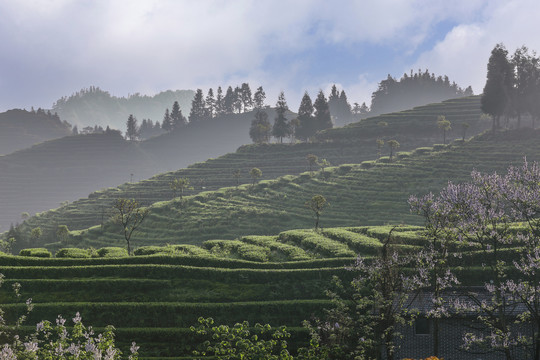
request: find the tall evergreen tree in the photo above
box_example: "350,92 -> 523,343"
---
205,88 -> 216,119
295,91 -> 315,141
126,114 -> 139,141
233,86 -> 243,113
481,43 -> 514,131
171,101 -> 186,129
215,86 -> 225,116
512,46 -> 535,128
224,86 -> 235,114
314,90 -> 333,132
189,89 -> 206,123
253,86 -> 266,109
272,91 -> 291,143
162,108 -> 172,132
241,83 -> 253,112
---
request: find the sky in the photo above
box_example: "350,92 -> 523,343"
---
0,0 -> 539,112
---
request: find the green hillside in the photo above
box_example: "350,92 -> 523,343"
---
0,109 -> 72,155
61,128 -> 536,250
0,221 -> 521,358
12,96 -> 489,249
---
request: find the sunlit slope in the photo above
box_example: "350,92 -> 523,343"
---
60,129 -> 540,249
15,96 -> 487,248
0,222 -> 519,358
0,225 -> 423,358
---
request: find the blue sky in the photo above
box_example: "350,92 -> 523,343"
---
0,0 -> 539,113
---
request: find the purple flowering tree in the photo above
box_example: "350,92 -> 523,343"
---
410,159 -> 540,360
302,227 -> 413,360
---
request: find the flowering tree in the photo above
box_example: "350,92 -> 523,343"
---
410,159 -> 540,360
301,227 -> 413,360
0,273 -> 139,359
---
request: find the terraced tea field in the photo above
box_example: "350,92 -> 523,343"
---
14,96 -> 488,249
51,128 -> 540,250
0,226 -> 409,359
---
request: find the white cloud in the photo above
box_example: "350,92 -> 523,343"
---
410,0 -> 540,94
0,0 -> 536,111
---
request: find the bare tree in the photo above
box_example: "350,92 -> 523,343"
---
113,198 -> 149,255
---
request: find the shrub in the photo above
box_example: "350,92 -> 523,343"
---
19,248 -> 52,258
97,247 -> 129,257
55,248 -> 90,258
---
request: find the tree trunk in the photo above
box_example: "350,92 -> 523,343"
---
434,317 -> 439,357
315,214 -> 319,230
127,239 -> 131,256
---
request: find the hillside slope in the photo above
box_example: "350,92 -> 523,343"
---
12,96 -> 488,247
0,110 -> 267,232
0,109 -> 72,155
16,127 -> 538,251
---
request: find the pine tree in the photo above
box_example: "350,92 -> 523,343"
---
314,90 -> 333,132
205,88 -> 216,119
215,86 -> 225,116
233,86 -> 243,113
126,114 -> 139,141
295,91 -> 315,141
224,86 -> 235,114
253,86 -> 266,109
189,89 -> 206,123
481,44 -> 514,131
171,101 -> 185,129
162,108 -> 172,132
241,83 -> 253,112
272,91 -> 291,143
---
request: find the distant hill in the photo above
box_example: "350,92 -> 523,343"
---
368,69 -> 473,116
0,109 -> 72,155
10,96 -> 493,249
52,86 -> 195,129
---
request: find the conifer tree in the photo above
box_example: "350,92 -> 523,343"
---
205,88 -> 216,119
162,108 -> 172,132
272,91 -> 291,143
313,90 -> 333,132
233,86 -> 243,113
215,86 -> 225,116
126,114 -> 139,141
189,89 -> 206,123
481,44 -> 514,131
224,86 -> 235,114
296,91 -> 315,141
253,86 -> 266,109
241,83 -> 253,112
170,101 -> 185,129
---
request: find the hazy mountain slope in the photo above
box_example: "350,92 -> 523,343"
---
0,109 -> 72,155
64,129 -> 540,250
52,87 -> 195,129
0,110 -> 275,231
11,96 -> 488,246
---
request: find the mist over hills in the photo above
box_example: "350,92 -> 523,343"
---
0,109 -> 72,155
52,87 -> 195,129
8,96 -> 492,249
0,109 -> 280,231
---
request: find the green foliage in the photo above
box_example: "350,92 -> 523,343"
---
191,317 -> 293,359
55,247 -> 91,258
97,247 -> 129,258
19,248 -> 51,258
